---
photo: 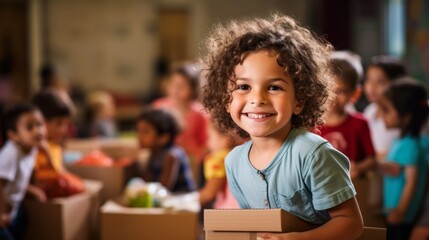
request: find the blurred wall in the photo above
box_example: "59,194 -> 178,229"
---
39,0 -> 311,96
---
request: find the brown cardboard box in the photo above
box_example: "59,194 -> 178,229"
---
100,201 -> 198,240
66,163 -> 135,203
66,138 -> 138,160
23,181 -> 99,240
204,209 -> 386,240
204,209 -> 317,232
205,227 -> 386,240
84,180 -> 103,240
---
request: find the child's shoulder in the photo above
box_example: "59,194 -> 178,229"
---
0,141 -> 20,157
290,128 -> 329,150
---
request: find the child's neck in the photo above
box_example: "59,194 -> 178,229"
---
14,141 -> 33,155
325,110 -> 348,127
249,135 -> 288,170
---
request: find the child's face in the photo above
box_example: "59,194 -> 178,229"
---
227,50 -> 303,140
45,116 -> 70,144
136,120 -> 167,149
9,110 -> 46,151
377,96 -> 400,129
329,76 -> 355,114
364,66 -> 390,103
166,73 -> 193,103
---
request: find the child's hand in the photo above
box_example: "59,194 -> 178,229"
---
349,162 -> 360,179
257,232 -> 297,240
380,162 -> 402,176
27,185 -> 47,202
387,209 -> 405,224
0,213 -> 10,228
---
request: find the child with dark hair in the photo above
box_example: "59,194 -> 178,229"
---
364,55 -> 407,159
377,78 -> 429,240
317,58 -> 376,179
32,90 -> 84,198
136,108 -> 196,192
0,103 -> 47,239
202,14 -> 363,239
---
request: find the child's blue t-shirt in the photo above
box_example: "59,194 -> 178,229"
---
225,128 -> 356,225
383,136 -> 428,223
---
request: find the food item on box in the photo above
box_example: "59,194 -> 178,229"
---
128,189 -> 153,208
74,149 -> 114,167
124,178 -> 169,208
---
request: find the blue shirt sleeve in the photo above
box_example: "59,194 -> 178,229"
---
303,143 -> 356,210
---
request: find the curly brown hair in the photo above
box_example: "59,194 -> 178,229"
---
202,14 -> 333,138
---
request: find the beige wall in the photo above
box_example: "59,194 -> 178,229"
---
42,0 -> 310,96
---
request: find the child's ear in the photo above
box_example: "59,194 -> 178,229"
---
350,86 -> 362,104
293,101 -> 304,115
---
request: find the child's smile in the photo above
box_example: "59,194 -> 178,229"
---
228,50 -> 303,140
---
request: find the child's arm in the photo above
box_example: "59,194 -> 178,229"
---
258,197 -> 363,240
380,161 -> 402,176
387,165 -> 417,224
0,179 -> 11,227
199,177 -> 225,205
350,156 -> 376,179
26,184 -> 47,203
159,154 -> 180,190
27,171 -> 47,202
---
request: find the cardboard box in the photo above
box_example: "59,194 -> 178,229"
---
66,163 -> 136,203
101,201 -> 198,240
66,138 -> 138,160
204,209 -> 386,240
204,209 -> 317,233
23,181 -> 100,240
205,227 -> 386,240
84,180 -> 103,240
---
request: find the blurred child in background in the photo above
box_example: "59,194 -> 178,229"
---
318,58 -> 376,179
152,66 -> 208,164
363,56 -> 407,160
32,90 -> 84,198
330,50 -> 364,113
198,121 -> 238,209
136,108 -> 196,192
377,78 -> 429,240
82,90 -> 117,138
0,103 -> 47,240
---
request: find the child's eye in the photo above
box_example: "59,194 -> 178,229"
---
268,85 -> 282,91
236,84 -> 250,91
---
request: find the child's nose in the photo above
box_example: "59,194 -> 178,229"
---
250,90 -> 267,105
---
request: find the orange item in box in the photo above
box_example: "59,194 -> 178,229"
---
37,172 -> 85,199
75,150 -> 114,167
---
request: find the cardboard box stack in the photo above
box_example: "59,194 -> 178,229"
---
100,200 -> 198,240
24,180 -> 102,240
204,209 -> 386,240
